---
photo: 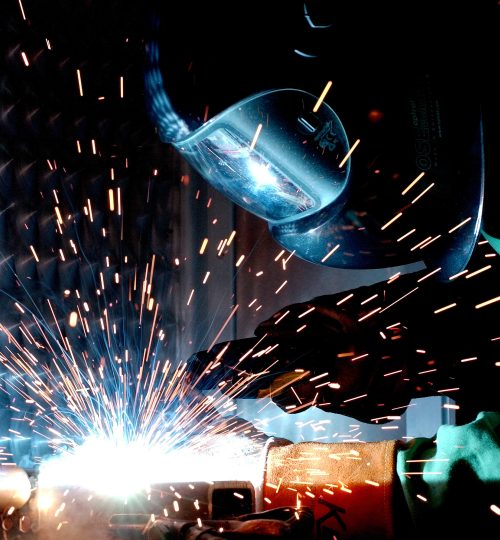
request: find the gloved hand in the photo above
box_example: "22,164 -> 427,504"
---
249,294 -> 419,422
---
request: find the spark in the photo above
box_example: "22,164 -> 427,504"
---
108,189 -> 115,211
21,51 -> 29,66
320,244 -> 340,263
275,280 -> 287,294
76,69 -> 84,96
199,238 -> 208,255
227,231 -> 236,245
448,217 -> 472,233
360,293 -> 378,305
401,172 -> 425,195
312,81 -> 333,113
235,255 -> 245,267
460,357 -> 477,363
274,310 -> 290,325
343,394 -> 367,403
274,250 -> 285,262
298,306 -> 315,318
411,236 -> 432,251
207,304 -> 239,352
465,265 -> 491,279
475,296 -> 500,309
120,76 -> 124,98
417,268 -> 441,282
433,303 -> 457,314
336,293 -> 353,306
397,228 -> 416,242
411,183 -> 435,204
18,0 -> 27,20
443,403 -> 459,410
490,504 -> 500,516
338,139 -> 360,169
29,245 -> 40,262
358,307 -> 381,321
448,270 -> 468,280
249,123 -> 263,150
381,212 -> 402,230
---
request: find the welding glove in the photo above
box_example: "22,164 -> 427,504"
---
250,288 -> 419,423
263,413 -> 500,540
251,258 -> 500,422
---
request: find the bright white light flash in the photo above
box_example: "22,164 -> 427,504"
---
248,160 -> 276,187
37,434 -> 265,497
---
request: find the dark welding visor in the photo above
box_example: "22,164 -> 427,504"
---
173,85 -> 483,280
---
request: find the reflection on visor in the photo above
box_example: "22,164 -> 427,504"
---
174,89 -> 351,225
193,128 -> 315,221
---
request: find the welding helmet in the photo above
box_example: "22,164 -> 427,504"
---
145,0 -> 485,279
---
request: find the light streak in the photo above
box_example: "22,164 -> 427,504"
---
460,357 -> 477,363
380,287 -> 418,313
343,394 -> 367,403
120,76 -> 124,98
21,52 -> 29,66
207,304 -> 239,352
360,293 -> 378,305
338,139 -> 360,169
274,250 -> 285,262
448,270 -> 468,280
336,293 -> 353,306
275,280 -> 287,294
249,123 -> 263,150
418,234 -> 441,249
298,306 -> 315,318
227,230 -> 236,246
18,0 -> 27,20
76,69 -> 84,96
475,296 -> 500,309
401,172 -> 425,195
358,307 -> 381,321
381,212 -> 402,230
29,245 -> 40,262
417,268 -> 441,282
274,310 -> 290,325
321,244 -> 340,263
490,504 -> 500,516
411,182 -> 435,204
410,236 -> 432,251
433,303 -> 457,314
448,216 -> 472,233
312,81 -> 333,112
199,238 -> 208,255
465,265 -> 491,279
108,189 -> 115,211
397,228 -> 416,242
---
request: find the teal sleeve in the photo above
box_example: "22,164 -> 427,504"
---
481,229 -> 500,256
396,411 -> 500,537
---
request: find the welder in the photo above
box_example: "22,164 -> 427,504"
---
144,1 -> 500,538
